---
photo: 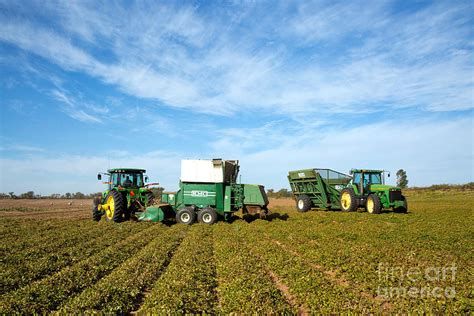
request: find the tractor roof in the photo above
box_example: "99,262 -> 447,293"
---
107,168 -> 146,173
350,169 -> 383,173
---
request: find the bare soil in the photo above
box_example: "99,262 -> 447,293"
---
0,199 -> 92,219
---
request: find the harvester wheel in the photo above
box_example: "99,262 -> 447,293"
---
340,188 -> 357,212
198,207 -> 218,225
366,194 -> 381,214
296,195 -> 312,212
176,207 -> 195,225
104,190 -> 125,222
394,195 -> 408,213
92,197 -> 102,221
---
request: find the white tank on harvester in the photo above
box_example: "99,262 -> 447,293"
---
138,159 -> 269,224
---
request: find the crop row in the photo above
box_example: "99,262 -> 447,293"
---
140,224 -> 217,314
59,224 -> 188,313
260,205 -> 472,312
235,220 -> 376,313
0,219 -> 94,260
212,223 -> 295,313
0,223 -> 163,314
1,221 -> 143,294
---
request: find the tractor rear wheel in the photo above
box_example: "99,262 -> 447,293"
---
296,195 -> 312,212
198,207 -> 218,225
176,207 -> 195,225
366,194 -> 381,214
104,190 -> 125,222
394,195 -> 408,213
92,197 -> 102,221
340,188 -> 357,212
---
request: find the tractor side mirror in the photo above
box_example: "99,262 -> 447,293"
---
97,174 -> 102,180
145,176 -> 149,182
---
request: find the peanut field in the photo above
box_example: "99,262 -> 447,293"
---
1,190 -> 472,313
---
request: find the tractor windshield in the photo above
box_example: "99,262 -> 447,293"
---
111,173 -> 144,188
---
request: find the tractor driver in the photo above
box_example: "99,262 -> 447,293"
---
123,176 -> 133,187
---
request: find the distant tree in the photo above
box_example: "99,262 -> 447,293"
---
267,189 -> 275,196
396,169 -> 408,188
73,192 -> 86,199
276,188 -> 291,198
0,193 -> 9,199
64,192 -> 72,199
20,191 -> 35,199
8,192 -> 15,199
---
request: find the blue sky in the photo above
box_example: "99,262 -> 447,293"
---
0,0 -> 473,195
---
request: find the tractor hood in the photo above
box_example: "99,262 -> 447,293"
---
370,184 -> 401,191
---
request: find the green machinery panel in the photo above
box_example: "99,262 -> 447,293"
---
243,184 -> 269,206
178,182 -> 225,211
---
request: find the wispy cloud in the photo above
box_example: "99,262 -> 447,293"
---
0,1 -> 471,116
51,89 -> 103,123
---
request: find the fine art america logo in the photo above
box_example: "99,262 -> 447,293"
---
377,262 -> 457,299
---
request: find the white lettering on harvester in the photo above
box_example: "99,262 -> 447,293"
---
191,191 -> 209,197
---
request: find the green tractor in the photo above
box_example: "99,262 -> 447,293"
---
93,168 -> 156,222
340,169 -> 407,214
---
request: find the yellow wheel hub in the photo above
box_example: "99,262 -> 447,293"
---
367,197 -> 374,213
104,195 -> 115,220
341,192 -> 351,209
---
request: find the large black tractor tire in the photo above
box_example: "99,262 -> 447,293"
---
366,194 -> 382,214
176,207 -> 196,225
296,195 -> 312,212
105,190 -> 125,223
340,188 -> 357,212
394,195 -> 408,213
197,207 -> 218,225
92,197 -> 102,221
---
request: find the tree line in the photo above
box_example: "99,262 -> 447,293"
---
0,191 -> 102,199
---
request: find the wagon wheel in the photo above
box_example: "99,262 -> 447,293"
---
296,195 -> 312,212
198,207 -> 218,225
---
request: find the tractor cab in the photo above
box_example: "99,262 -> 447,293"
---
98,169 -> 148,190
350,169 -> 387,195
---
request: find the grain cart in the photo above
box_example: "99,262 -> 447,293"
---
288,168 -> 408,214
138,159 -> 269,224
93,168 -> 156,222
288,169 -> 352,212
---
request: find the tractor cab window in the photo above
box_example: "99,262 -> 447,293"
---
111,173 -> 143,188
370,173 -> 382,184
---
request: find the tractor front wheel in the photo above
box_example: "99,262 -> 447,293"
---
296,195 -> 312,212
104,190 -> 125,222
176,207 -> 195,225
92,197 -> 102,221
340,188 -> 357,212
366,194 -> 381,214
198,207 -> 218,225
394,195 -> 408,213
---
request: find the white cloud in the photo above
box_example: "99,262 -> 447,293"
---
0,1 -> 471,117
